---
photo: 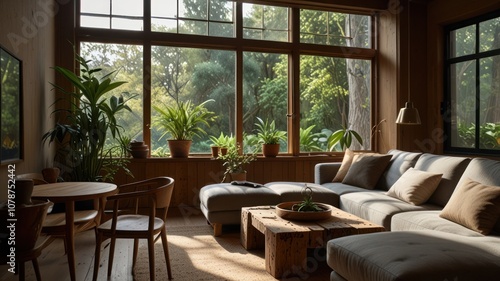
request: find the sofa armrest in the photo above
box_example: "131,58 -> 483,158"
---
314,163 -> 341,184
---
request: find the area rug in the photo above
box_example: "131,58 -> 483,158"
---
133,224 -> 331,281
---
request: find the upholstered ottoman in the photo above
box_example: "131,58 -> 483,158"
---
199,183 -> 281,236
327,231 -> 500,281
265,181 -> 340,206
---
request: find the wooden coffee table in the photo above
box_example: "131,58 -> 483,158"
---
240,205 -> 385,278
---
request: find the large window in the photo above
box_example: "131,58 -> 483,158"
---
444,12 -> 500,154
77,0 -> 376,156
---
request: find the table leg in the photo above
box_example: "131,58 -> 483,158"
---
241,208 -> 264,250
64,201 -> 76,281
265,231 -> 307,278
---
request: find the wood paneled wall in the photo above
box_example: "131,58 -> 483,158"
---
113,156 -> 341,207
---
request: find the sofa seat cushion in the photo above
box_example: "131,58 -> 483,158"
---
265,181 -> 340,207
327,231 -> 500,281
391,211 -> 485,237
199,183 -> 281,213
321,182 -> 369,196
340,191 -> 441,230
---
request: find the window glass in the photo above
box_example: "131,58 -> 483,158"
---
450,25 -> 476,58
152,0 -> 234,37
480,17 -> 500,52
300,9 -> 371,48
150,47 -> 235,156
300,55 -> 371,152
80,0 -> 144,30
243,3 -> 289,42
80,42 -> 144,152
242,52 -> 288,154
479,55 -> 500,150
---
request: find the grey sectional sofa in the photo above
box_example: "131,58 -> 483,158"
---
316,150 -> 500,281
199,149 -> 500,279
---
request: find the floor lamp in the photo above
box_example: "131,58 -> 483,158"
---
396,0 -> 421,125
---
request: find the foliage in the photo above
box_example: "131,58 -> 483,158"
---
255,117 -> 287,145
292,185 -> 323,212
457,122 -> 500,149
327,127 -> 363,151
153,99 -> 216,141
218,143 -> 256,182
42,52 -> 133,182
299,125 -> 324,152
209,132 -> 232,147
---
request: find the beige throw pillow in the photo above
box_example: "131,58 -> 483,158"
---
342,153 -> 392,189
386,168 -> 442,205
440,178 -> 500,235
332,149 -> 355,182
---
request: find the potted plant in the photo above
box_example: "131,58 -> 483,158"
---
209,132 -> 231,158
217,143 -> 256,182
43,52 -> 134,182
153,99 -> 216,158
255,117 -> 287,157
327,127 -> 363,151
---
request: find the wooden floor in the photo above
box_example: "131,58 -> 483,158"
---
0,208 -> 208,281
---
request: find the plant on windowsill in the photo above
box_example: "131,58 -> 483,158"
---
153,99 -> 216,158
217,143 -> 256,182
209,132 -> 232,158
255,117 -> 287,157
42,52 -> 134,183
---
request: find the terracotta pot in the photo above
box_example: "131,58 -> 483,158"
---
262,143 -> 280,157
42,167 -> 60,183
230,172 -> 247,181
168,140 -> 192,158
210,146 -> 219,158
15,179 -> 34,205
219,147 -> 228,156
130,141 -> 149,158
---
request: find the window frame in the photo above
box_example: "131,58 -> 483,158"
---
443,10 -> 500,156
75,0 -> 377,157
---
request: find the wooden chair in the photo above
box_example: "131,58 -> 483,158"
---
0,200 -> 53,281
15,175 -> 100,253
92,177 -> 175,281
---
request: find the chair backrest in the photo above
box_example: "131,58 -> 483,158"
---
114,177 -> 174,219
0,200 -> 52,252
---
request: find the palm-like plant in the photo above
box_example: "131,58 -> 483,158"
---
153,99 -> 216,141
255,117 -> 286,144
299,125 -> 323,152
43,53 -> 133,182
327,127 -> 363,151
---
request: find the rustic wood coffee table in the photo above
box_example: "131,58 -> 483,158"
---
240,205 -> 385,278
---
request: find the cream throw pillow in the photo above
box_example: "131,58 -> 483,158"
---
332,149 -> 355,182
342,153 -> 392,189
386,168 -> 442,205
440,178 -> 500,235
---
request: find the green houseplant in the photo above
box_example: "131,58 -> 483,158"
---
217,143 -> 256,182
153,99 -> 216,158
43,52 -> 133,182
255,117 -> 287,157
209,132 -> 232,158
327,127 -> 363,151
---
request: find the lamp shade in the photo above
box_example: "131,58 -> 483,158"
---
396,102 -> 421,125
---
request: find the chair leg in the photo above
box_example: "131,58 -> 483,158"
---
161,229 -> 173,280
107,237 -> 116,277
92,233 -> 103,281
32,259 -> 42,281
148,236 -> 156,281
132,238 -> 139,268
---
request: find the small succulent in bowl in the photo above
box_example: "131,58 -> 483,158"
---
292,185 -> 324,212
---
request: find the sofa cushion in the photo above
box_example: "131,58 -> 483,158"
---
327,231 -> 500,281
376,149 -> 423,191
391,210 -> 486,237
321,182 -> 369,196
456,157 -> 500,234
332,148 -> 355,182
386,168 -> 442,205
340,191 -> 441,230
342,154 -> 392,189
440,178 -> 500,235
414,154 -> 470,207
265,181 -> 340,207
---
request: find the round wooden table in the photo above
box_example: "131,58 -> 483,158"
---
32,182 -> 117,281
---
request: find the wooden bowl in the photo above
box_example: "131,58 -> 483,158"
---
275,201 -> 333,221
